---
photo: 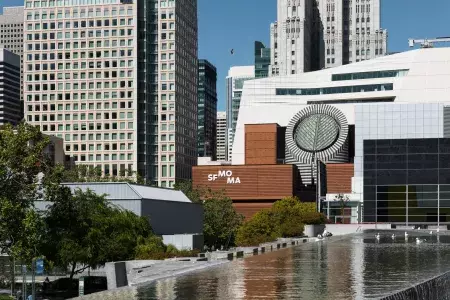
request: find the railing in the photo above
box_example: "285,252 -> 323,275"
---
332,215 -> 358,224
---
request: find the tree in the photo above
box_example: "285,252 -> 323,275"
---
173,180 -> 202,203
202,190 -> 244,249
61,164 -> 147,185
334,194 -> 350,223
236,210 -> 278,246
0,123 -> 51,294
236,197 -> 326,246
42,188 -> 153,279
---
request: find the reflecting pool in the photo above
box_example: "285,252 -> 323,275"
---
137,231 -> 450,299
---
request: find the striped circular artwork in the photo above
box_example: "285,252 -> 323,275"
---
286,105 -> 349,164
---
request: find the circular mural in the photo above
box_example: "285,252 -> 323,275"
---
286,105 -> 348,164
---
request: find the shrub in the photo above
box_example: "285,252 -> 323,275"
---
236,210 -> 278,246
166,244 -> 178,255
135,238 -> 199,260
135,235 -> 167,259
236,197 -> 326,246
301,212 -> 327,225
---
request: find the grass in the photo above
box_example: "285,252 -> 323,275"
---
0,295 -> 13,300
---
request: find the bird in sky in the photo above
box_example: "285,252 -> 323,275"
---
230,49 -> 234,55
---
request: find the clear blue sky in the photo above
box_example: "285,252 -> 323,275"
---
2,0 -> 450,111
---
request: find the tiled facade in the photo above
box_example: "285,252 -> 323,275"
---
24,0 -> 198,186
270,0 -> 388,75
216,111 -> 227,161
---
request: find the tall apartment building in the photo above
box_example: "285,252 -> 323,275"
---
0,6 -> 24,105
24,0 -> 198,187
254,41 -> 270,79
225,65 -> 254,161
197,59 -> 217,159
0,48 -> 21,125
216,111 -> 227,161
270,0 -> 388,76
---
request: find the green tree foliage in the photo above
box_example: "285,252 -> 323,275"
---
135,236 -> 167,259
235,210 -> 278,247
42,188 -> 153,279
0,123 -> 50,260
61,164 -> 146,185
173,180 -> 202,203
236,197 -> 325,246
203,191 -> 244,249
334,194 -> 350,223
174,181 -> 244,249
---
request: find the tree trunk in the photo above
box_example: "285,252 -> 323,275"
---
69,262 -> 76,280
9,256 -> 15,296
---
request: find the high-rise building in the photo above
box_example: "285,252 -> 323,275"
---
216,111 -> 227,161
270,0 -> 315,75
254,41 -> 270,79
0,48 -> 21,125
0,6 -> 24,104
24,0 -> 198,188
226,65 -> 254,161
197,59 -> 217,159
270,0 -> 388,76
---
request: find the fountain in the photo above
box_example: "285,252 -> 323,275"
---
130,230 -> 450,299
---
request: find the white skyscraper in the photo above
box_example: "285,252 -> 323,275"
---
270,0 -> 388,76
216,111 -> 227,161
24,0 -> 198,187
225,65 -> 254,161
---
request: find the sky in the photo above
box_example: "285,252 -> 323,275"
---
2,0 -> 450,111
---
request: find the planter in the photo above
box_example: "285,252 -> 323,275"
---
304,224 -> 326,237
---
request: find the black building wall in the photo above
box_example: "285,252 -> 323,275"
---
363,138 -> 450,224
197,59 -> 217,159
0,49 -> 21,125
141,199 -> 203,235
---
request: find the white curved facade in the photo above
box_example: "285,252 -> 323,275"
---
232,48 -> 450,165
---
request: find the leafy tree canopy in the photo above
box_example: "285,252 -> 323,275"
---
0,123 -> 51,260
42,188 -> 153,279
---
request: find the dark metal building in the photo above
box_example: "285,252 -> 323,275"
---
254,41 -> 270,79
0,48 -> 21,125
197,59 -> 217,159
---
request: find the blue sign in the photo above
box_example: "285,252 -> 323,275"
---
36,259 -> 44,275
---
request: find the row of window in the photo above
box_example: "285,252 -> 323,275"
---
332,69 -> 409,81
27,60 -> 133,71
66,142 -> 133,152
27,80 -> 133,91
27,91 -> 133,101
43,122 -> 134,132
275,83 -> 393,96
27,29 -> 134,41
0,24 -> 23,27
28,111 -> 134,121
71,153 -> 133,162
63,132 -> 133,141
29,101 -> 132,111
25,5 -> 132,17
27,18 -> 133,30
28,72 -> 132,82
70,163 -> 136,178
27,60 -> 132,75
26,42 -> 134,52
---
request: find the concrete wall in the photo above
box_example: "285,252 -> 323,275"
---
304,224 -> 326,237
325,223 -> 392,236
162,234 -> 204,250
141,199 -> 203,235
